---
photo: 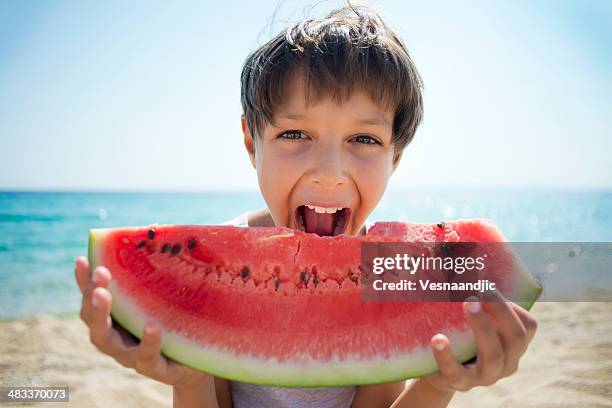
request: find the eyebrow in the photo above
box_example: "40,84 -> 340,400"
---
276,113 -> 391,127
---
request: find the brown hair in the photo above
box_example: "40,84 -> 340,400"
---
240,3 -> 423,162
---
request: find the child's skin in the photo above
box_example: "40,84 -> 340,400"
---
74,70 -> 538,407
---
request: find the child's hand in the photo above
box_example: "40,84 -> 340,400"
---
424,290 -> 538,393
74,256 -> 208,389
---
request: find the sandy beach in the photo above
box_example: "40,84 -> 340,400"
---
1,302 -> 611,408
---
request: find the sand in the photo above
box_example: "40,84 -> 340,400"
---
451,302 -> 612,408
1,302 -> 611,407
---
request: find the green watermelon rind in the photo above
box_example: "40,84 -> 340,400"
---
88,227 -> 542,387
107,278 -> 480,387
501,244 -> 543,311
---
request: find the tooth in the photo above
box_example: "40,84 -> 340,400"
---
313,206 -> 326,214
306,205 -> 315,210
325,207 -> 338,214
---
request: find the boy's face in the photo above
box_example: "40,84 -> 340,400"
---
243,72 -> 398,236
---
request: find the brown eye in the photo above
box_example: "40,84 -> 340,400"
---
280,130 -> 306,140
353,135 -> 380,145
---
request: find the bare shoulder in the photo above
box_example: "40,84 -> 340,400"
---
246,208 -> 275,227
352,381 -> 406,408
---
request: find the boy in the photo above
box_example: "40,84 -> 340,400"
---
74,4 -> 537,407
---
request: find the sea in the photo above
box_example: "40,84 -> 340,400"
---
0,189 -> 610,318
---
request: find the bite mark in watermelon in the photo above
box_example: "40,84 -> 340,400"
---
88,220 -> 541,387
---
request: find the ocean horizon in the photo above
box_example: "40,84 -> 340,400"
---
1,189 -> 610,318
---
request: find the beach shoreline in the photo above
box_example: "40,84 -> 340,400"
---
1,302 -> 611,407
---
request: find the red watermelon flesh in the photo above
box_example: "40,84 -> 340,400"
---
88,220 -> 541,387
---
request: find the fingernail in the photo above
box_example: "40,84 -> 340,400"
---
465,297 -> 481,314
483,290 -> 498,301
144,321 -> 156,335
92,268 -> 102,284
432,334 -> 447,351
92,291 -> 100,307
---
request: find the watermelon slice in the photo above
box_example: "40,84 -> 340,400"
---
88,220 -> 541,387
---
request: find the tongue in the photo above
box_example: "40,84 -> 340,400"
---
303,207 -> 335,236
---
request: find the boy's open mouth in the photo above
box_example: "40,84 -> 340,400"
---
295,205 -> 350,236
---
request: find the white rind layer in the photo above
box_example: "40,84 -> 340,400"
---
108,279 -> 477,387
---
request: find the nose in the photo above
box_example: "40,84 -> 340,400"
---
309,143 -> 349,188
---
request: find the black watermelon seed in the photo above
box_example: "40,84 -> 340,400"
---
300,271 -> 310,283
359,264 -> 369,277
170,244 -> 182,256
147,229 -> 155,240
437,221 -> 446,229
240,266 -> 250,281
274,277 -> 280,291
136,240 -> 146,249
348,270 -> 358,283
187,239 -> 196,250
161,243 -> 170,253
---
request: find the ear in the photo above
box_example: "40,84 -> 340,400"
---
242,115 -> 256,169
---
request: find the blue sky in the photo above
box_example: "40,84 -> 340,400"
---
1,0 -> 610,191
